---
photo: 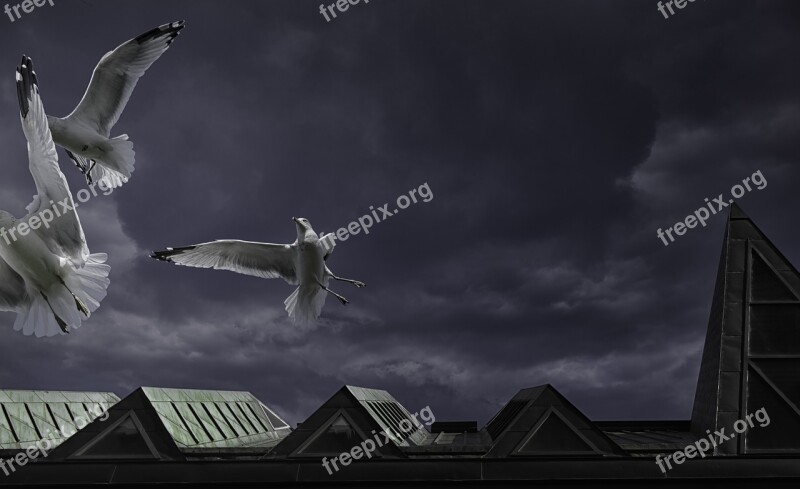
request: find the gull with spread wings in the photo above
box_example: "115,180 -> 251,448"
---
0,57 -> 110,338
151,218 -> 365,323
46,21 -> 185,189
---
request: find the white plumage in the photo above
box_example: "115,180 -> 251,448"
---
0,57 -> 110,338
152,218 -> 364,323
46,21 -> 185,189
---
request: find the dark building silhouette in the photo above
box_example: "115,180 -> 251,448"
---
1,204 -> 799,487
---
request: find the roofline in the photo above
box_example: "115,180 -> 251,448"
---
595,420 -> 691,430
7,457 -> 800,485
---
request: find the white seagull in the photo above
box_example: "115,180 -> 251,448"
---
46,20 -> 185,189
0,57 -> 111,338
151,218 -> 365,323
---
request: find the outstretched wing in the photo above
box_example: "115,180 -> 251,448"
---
151,240 -> 298,284
17,56 -> 89,265
318,232 -> 336,261
65,21 -> 185,136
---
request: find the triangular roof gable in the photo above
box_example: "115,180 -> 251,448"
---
515,407 -> 598,455
293,409 -> 373,456
484,384 -> 624,458
691,203 -> 800,455
346,386 -> 430,448
70,411 -> 160,460
46,388 -> 185,461
269,386 -> 405,459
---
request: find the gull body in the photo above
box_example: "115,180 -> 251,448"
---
48,117 -> 109,161
0,212 -> 67,290
0,211 -> 88,332
152,218 -> 364,323
295,220 -> 326,292
0,57 -> 111,337
46,20 -> 185,189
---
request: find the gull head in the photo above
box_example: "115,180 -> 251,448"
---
292,217 -> 317,240
293,217 -> 312,231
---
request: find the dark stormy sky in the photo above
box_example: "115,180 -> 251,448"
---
0,0 -> 798,427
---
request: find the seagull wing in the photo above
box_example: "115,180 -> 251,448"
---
65,21 -> 185,137
152,240 -> 298,284
319,232 -> 336,261
0,256 -> 27,312
17,56 -> 89,265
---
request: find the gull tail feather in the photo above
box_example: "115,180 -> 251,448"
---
13,294 -> 62,338
15,286 -> 80,338
45,284 -> 83,332
284,284 -> 327,324
96,135 -> 135,188
64,253 -> 111,314
13,253 -> 111,338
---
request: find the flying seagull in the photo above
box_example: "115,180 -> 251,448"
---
0,56 -> 111,338
46,20 -> 185,189
151,218 -> 365,323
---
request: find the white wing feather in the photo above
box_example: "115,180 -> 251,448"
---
65,21 -> 185,136
18,57 -> 89,265
153,240 -> 298,285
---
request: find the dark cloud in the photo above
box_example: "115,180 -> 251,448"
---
0,0 -> 798,427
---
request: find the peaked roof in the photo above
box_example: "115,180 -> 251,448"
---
0,390 -> 119,453
691,203 -> 800,455
268,385 -> 431,459
46,387 -> 292,461
140,387 -> 291,451
484,384 -> 625,458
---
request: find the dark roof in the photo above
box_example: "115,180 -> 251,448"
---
3,204 -> 800,486
483,384 -> 626,458
267,385 -> 417,459
691,203 -> 800,455
45,387 -> 292,462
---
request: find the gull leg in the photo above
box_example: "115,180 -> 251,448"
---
85,161 -> 96,185
58,277 -> 89,317
315,279 -> 350,306
330,274 -> 366,288
65,149 -> 94,185
40,293 -> 69,333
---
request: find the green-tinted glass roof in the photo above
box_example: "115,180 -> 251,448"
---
141,387 -> 291,450
0,390 -> 119,451
346,386 -> 430,447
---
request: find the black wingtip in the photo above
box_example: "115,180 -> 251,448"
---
150,249 -> 173,262
15,55 -> 36,119
151,245 -> 195,262
150,250 -> 171,262
16,68 -> 27,119
135,20 -> 186,45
